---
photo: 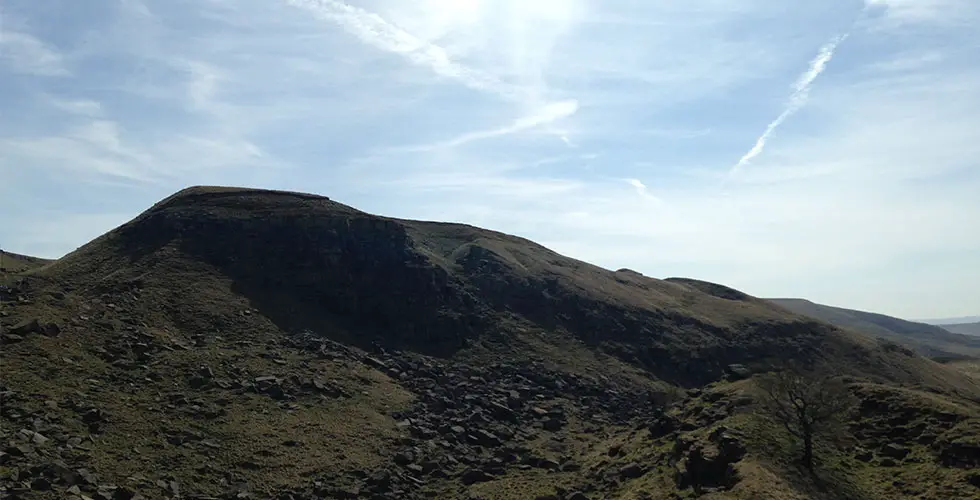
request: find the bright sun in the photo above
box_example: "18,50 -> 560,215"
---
426,0 -> 483,23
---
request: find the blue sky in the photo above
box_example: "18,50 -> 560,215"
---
1,0 -> 978,319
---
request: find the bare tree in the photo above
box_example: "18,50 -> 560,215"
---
756,368 -> 857,472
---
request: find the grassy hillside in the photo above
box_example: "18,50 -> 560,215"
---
768,298 -> 980,360
2,186 -> 979,499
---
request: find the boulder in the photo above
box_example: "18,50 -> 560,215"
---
880,443 -> 910,460
9,319 -> 41,335
725,364 -> 752,380
460,469 -> 494,485
619,462 -> 645,479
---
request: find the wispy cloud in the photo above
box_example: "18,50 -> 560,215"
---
285,0 -> 521,100
48,97 -> 103,117
625,178 -> 662,203
0,29 -> 69,76
732,34 -> 848,173
1,117 -> 157,182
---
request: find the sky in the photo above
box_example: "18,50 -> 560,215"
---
1,0 -> 978,320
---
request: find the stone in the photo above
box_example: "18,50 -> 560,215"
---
111,486 -> 138,499
674,436 -> 744,492
394,451 -> 415,465
77,468 -> 98,485
967,473 -> 980,488
566,493 -> 590,500
648,414 -> 676,438
31,477 -> 52,491
364,357 -> 388,370
43,461 -> 82,485
468,430 -> 503,447
881,443 -> 910,459
82,409 -> 108,424
312,379 -> 344,397
533,458 -> 560,470
2,333 -> 25,343
544,418 -> 564,431
486,402 -> 518,422
6,444 -> 34,456
186,375 -> 209,389
725,364 -> 752,380
10,318 -> 42,335
40,322 -> 62,337
460,469 -> 494,485
619,462 -> 645,479
254,377 -> 288,400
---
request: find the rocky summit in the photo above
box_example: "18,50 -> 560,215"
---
2,186 -> 980,499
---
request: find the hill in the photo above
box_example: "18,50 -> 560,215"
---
768,298 -> 980,360
2,186 -> 980,499
0,250 -> 51,273
943,323 -> 980,337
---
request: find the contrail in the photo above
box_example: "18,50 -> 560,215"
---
285,0 -> 522,100
731,34 -> 849,173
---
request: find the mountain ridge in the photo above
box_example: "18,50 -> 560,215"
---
767,298 -> 980,361
40,187 -> 832,385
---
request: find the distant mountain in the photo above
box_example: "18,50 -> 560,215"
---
942,322 -> 980,337
768,298 -> 980,360
918,316 -> 980,325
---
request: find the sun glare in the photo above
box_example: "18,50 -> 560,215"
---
429,0 -> 482,23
